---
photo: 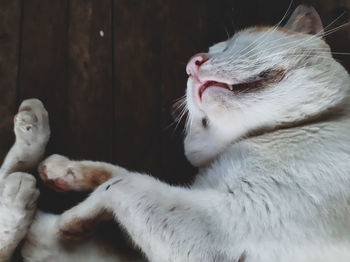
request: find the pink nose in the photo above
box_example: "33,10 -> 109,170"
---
186,53 -> 209,77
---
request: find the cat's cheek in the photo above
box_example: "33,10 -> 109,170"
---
186,77 -> 202,112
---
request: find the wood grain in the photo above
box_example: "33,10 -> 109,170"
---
0,0 -> 21,162
159,0 -> 207,184
112,0 -> 163,176
66,0 -> 113,162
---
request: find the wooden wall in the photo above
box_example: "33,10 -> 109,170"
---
0,0 -> 349,213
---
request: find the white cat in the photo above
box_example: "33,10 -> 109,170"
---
0,99 -> 50,261
22,5 -> 350,262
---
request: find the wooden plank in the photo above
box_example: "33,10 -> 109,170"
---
19,0 -> 114,212
207,0 -> 244,44
0,0 -> 21,162
19,0 -> 69,158
19,0 -> 81,213
66,0 -> 113,162
113,0 -> 163,176
159,0 -> 208,184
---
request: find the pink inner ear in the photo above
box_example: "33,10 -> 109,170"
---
284,5 -> 324,35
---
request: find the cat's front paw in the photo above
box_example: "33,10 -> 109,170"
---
0,173 -> 39,258
57,192 -> 113,241
38,154 -> 114,192
14,99 -> 50,144
38,154 -> 73,192
58,209 -> 112,241
58,213 -> 97,241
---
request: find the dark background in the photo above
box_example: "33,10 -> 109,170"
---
0,0 -> 349,213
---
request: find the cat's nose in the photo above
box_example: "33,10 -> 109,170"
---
186,53 -> 209,77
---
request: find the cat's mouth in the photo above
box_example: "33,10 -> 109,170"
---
199,81 -> 233,100
198,69 -> 286,101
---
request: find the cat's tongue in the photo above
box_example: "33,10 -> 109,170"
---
199,81 -> 231,100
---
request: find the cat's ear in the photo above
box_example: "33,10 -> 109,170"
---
284,5 -> 324,35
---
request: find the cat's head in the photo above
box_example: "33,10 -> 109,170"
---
184,5 -> 350,167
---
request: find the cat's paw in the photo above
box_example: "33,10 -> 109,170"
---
14,99 -> 50,144
57,194 -> 112,241
58,214 -> 97,241
0,173 -> 39,258
57,209 -> 103,241
38,154 -> 73,192
38,154 -> 114,192
0,172 -> 39,212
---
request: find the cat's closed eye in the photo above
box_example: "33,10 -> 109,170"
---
228,68 -> 286,93
208,41 -> 228,54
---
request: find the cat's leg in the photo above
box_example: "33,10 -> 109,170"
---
0,172 -> 39,262
0,99 -> 49,261
0,98 -> 50,177
57,171 -> 233,262
38,155 -> 125,192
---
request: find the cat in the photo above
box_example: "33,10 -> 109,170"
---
0,99 -> 50,261
21,4 -> 350,262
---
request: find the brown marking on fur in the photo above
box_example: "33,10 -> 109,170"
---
59,210 -> 113,241
59,217 -> 93,241
238,251 -> 247,262
80,166 -> 113,190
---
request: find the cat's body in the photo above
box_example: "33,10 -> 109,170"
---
2,4 -> 350,262
24,116 -> 350,262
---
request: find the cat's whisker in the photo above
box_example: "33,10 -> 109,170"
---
318,11 -> 349,37
236,0 -> 295,60
320,22 -> 350,38
241,19 -> 349,63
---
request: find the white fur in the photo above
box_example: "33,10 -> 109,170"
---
0,173 -> 39,262
22,5 -> 350,262
0,99 -> 50,177
22,212 -> 141,262
0,99 -> 49,261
